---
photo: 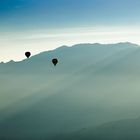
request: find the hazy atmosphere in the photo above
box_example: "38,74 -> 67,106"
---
1,0 -> 140,140
1,0 -> 140,61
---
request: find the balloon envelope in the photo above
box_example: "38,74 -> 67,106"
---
25,52 -> 31,58
52,58 -> 58,66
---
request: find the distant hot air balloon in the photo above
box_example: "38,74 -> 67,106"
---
52,58 -> 58,66
25,52 -> 31,58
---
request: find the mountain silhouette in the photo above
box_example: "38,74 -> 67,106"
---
1,42 -> 140,139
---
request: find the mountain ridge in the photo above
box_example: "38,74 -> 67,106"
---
0,42 -> 139,64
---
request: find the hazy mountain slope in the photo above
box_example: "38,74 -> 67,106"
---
53,117 -> 140,140
0,43 -> 140,139
90,117 -> 140,140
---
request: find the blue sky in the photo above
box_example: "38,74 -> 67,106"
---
1,0 -> 140,30
1,0 -> 140,61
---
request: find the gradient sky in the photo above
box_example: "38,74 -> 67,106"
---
1,0 -> 140,62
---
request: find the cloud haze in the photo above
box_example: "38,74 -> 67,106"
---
1,26 -> 140,62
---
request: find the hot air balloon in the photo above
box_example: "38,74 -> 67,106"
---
52,58 -> 58,66
25,52 -> 31,58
